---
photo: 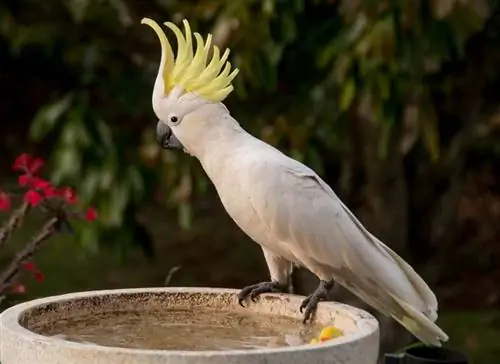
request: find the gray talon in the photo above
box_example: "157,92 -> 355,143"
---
300,279 -> 334,324
237,281 -> 284,306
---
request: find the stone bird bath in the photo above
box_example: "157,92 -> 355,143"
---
0,287 -> 379,364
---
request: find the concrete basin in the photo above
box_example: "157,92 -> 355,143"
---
0,287 -> 379,364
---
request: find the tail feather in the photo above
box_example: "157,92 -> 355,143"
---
370,238 -> 449,345
372,234 -> 438,321
334,274 -> 449,346
388,293 -> 449,346
336,198 -> 440,321
332,191 -> 448,345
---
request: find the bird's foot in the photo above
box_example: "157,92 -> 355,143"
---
237,281 -> 285,307
300,279 -> 334,324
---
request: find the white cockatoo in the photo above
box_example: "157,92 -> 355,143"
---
142,18 -> 449,346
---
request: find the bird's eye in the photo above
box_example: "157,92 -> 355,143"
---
167,114 -> 182,125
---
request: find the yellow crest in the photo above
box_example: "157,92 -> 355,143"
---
141,18 -> 239,103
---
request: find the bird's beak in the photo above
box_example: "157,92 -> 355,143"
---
156,121 -> 184,150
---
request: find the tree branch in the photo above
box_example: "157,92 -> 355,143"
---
0,216 -> 60,293
0,202 -> 30,251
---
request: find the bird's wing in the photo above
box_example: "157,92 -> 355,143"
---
247,155 -> 418,303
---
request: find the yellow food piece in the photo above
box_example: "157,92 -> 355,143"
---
319,326 -> 343,341
309,326 -> 344,344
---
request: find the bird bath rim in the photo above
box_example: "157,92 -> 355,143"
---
0,287 -> 379,362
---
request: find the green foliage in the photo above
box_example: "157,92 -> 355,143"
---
1,0 -> 498,254
319,0 -> 493,159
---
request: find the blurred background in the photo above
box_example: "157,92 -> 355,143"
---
1,0 -> 500,362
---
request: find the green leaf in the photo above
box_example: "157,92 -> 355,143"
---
96,119 -> 115,153
30,94 -> 73,140
80,168 -> 102,200
126,166 -> 144,199
64,0 -> 90,23
262,0 -> 275,15
61,115 -> 91,147
102,184 -> 129,226
340,79 -> 356,111
51,145 -> 81,183
280,14 -> 297,43
77,224 -> 99,254
178,202 -> 192,230
318,16 -> 367,68
99,160 -> 116,190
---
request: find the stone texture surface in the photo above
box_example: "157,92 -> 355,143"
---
0,287 -> 379,364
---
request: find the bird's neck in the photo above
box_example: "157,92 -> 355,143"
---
194,116 -> 252,182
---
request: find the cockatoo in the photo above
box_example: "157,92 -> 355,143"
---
142,18 -> 449,346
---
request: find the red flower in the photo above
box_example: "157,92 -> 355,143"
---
43,185 -> 57,198
29,158 -> 44,174
18,174 -> 31,186
19,176 -> 53,194
58,187 -> 79,204
34,271 -> 45,283
0,192 -> 11,210
21,177 -> 58,200
10,283 -> 26,294
24,190 -> 43,207
22,262 -> 36,272
22,262 -> 45,283
12,154 -> 45,174
85,207 -> 98,221
12,153 -> 33,172
30,177 -> 50,190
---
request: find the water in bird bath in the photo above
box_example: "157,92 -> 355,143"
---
31,308 -> 323,351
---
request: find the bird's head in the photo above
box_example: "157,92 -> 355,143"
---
141,18 -> 239,154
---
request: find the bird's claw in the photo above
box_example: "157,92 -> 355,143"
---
301,294 -> 322,323
299,296 -> 311,313
237,281 -> 284,307
237,287 -> 251,307
300,280 -> 334,324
